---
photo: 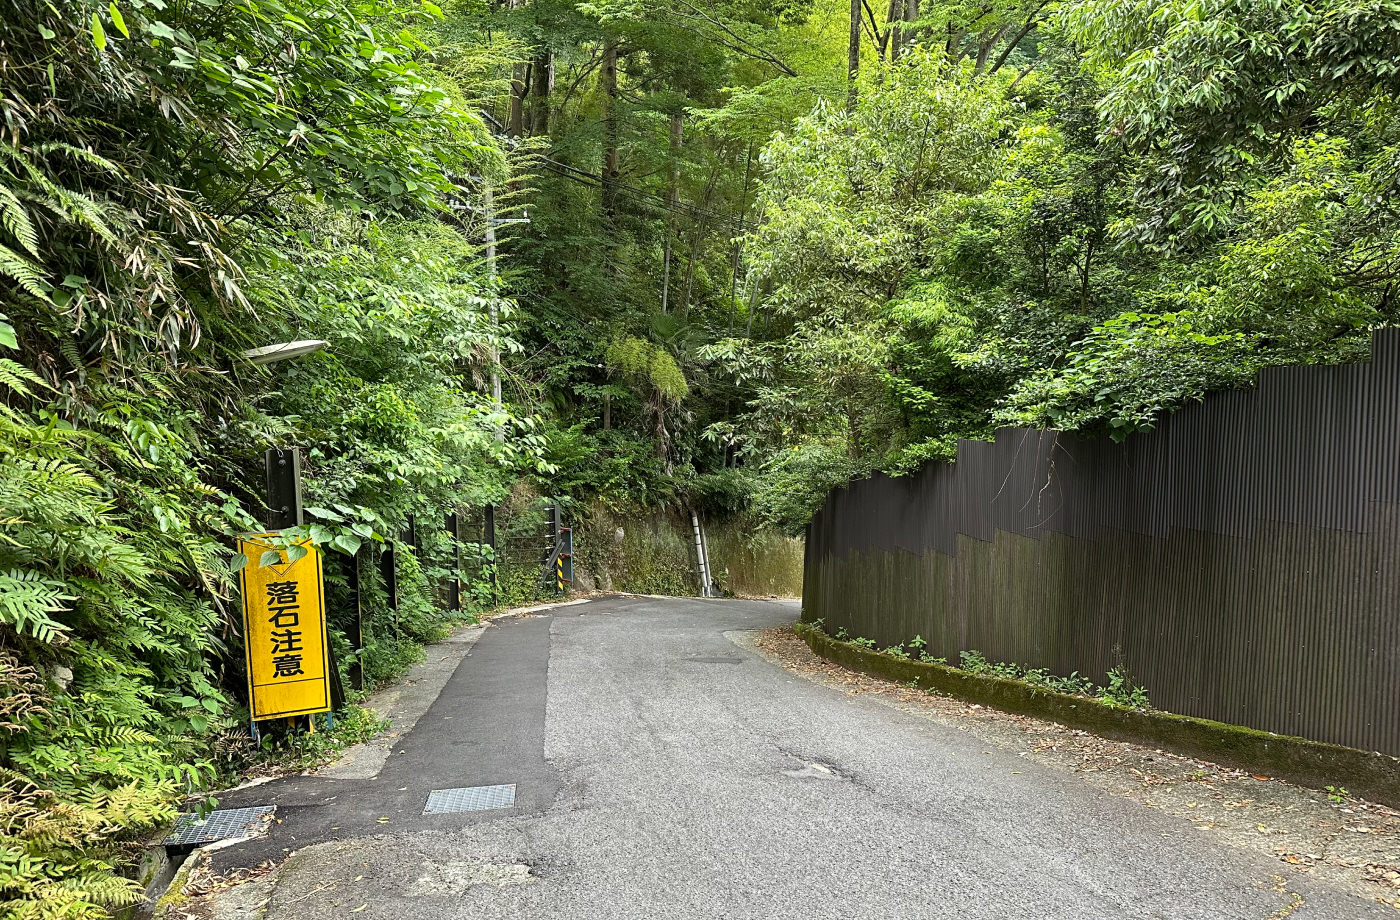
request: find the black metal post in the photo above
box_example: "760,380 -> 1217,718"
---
446,511 -> 461,612
344,550 -> 364,692
381,542 -> 398,611
264,448 -> 303,530
484,504 -> 498,606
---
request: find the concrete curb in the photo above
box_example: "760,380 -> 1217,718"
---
798,624 -> 1400,809
488,596 -> 595,618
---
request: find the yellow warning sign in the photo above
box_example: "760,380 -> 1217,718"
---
238,535 -> 331,721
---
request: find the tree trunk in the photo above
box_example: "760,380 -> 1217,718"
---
729,142 -> 754,325
679,224 -> 704,317
883,0 -> 901,60
973,30 -> 996,75
504,0 -> 526,136
601,36 -> 620,220
667,113 -> 682,210
745,272 -> 760,337
945,25 -> 966,63
529,49 -> 553,135
902,0 -> 918,58
509,60 -> 528,136
653,398 -> 671,470
661,113 -> 682,313
1079,238 -> 1095,311
680,166 -> 720,316
847,0 -> 861,112
989,9 -> 1043,76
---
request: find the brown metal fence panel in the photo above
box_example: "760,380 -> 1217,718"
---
803,329 -> 1400,756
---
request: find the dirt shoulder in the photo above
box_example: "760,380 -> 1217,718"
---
736,625 -> 1400,912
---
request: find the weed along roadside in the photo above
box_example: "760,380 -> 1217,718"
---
794,622 -> 1400,809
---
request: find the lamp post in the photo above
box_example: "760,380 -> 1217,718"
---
239,338 -> 357,707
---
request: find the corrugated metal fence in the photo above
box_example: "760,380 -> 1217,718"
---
803,329 -> 1400,756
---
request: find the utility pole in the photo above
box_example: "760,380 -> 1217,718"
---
480,183 -> 528,437
485,185 -> 501,415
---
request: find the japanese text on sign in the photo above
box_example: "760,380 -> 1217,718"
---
238,536 -> 330,721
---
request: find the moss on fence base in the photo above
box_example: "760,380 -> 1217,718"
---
797,624 -> 1400,809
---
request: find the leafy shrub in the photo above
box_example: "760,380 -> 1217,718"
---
752,441 -> 871,535
542,426 -> 674,508
686,468 -> 756,516
1041,671 -> 1096,696
959,650 -> 1021,680
999,312 -> 1257,438
605,338 -> 689,402
1097,668 -> 1151,710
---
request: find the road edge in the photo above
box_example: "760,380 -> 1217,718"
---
797,623 -> 1400,809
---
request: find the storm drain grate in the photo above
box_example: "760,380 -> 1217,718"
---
423,785 -> 516,815
163,805 -> 275,847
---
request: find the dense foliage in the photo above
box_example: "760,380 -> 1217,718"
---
0,1 -> 536,915
465,0 -> 1400,533
4,0 -> 1400,914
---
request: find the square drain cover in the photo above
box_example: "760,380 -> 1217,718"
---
423,784 -> 516,815
163,805 -> 275,846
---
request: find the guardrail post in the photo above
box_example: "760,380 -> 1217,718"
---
558,522 -> 573,594
381,542 -> 398,612
484,503 -> 498,606
341,551 -> 361,695
265,448 -> 303,530
446,510 -> 461,612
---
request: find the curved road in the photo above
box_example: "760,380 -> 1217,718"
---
207,595 -> 1388,919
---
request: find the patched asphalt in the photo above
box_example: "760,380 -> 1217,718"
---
202,596 -> 1391,919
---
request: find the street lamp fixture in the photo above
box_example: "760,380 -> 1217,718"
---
243,340 -> 329,365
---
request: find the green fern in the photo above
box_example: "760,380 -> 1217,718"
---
0,184 -> 40,258
0,570 -> 70,644
0,244 -> 49,302
0,359 -> 46,397
0,773 -> 165,918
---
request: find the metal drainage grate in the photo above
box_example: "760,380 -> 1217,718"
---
163,805 -> 275,847
423,784 -> 516,815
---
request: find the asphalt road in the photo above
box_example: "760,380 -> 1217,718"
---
207,596 -> 1390,919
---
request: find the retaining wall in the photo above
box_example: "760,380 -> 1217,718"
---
803,330 -> 1400,756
